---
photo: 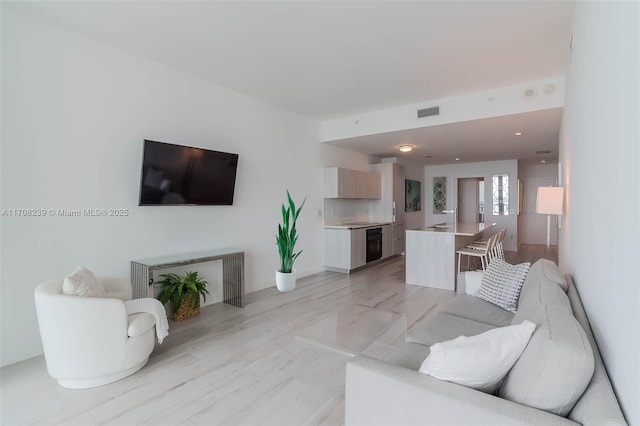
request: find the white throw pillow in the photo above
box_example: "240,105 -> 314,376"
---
419,320 -> 536,393
476,259 -> 531,312
62,266 -> 105,297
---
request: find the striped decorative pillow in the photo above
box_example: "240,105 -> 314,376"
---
477,259 -> 531,312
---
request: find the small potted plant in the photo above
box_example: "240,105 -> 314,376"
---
276,190 -> 305,292
157,271 -> 209,321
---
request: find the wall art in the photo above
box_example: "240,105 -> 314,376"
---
433,177 -> 447,214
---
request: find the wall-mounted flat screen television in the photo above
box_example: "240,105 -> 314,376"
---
139,139 -> 239,206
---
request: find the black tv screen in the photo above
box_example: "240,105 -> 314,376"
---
139,139 -> 239,206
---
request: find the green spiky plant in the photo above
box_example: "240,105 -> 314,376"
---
157,271 -> 209,313
277,190 -> 306,273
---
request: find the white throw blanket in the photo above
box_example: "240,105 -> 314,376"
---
125,298 -> 170,343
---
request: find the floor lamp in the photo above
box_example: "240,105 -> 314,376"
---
536,186 -> 564,248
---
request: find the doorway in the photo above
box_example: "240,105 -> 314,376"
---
523,177 -> 558,245
458,178 -> 484,224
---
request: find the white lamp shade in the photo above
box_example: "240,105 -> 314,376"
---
536,187 -> 564,215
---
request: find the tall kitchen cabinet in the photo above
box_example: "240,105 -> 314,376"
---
369,162 -> 406,255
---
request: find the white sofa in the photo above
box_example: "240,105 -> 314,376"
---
345,259 -> 627,425
34,277 -> 158,389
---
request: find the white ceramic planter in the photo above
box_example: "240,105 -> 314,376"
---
275,269 -> 296,292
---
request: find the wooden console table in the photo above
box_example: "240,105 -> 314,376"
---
131,248 -> 245,308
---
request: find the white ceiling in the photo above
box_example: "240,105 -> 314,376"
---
7,1 -> 575,163
328,108 -> 563,165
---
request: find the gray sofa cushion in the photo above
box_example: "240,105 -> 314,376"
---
499,304 -> 595,416
387,342 -> 431,370
522,259 -> 568,295
407,313 -> 495,347
564,274 -> 627,426
440,295 -> 514,327
513,279 -> 571,325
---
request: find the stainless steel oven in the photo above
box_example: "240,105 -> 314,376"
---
366,227 -> 383,263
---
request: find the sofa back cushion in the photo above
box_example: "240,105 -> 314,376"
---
564,274 -> 628,426
521,259 -> 568,298
499,304 -> 595,416
512,279 -> 571,325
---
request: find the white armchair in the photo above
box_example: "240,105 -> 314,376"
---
34,277 -> 159,389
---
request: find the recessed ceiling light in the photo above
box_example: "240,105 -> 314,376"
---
541,160 -> 547,163
455,157 -> 460,161
515,132 -> 523,136
397,144 -> 415,152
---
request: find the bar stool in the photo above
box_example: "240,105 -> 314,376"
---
457,232 -> 498,273
467,229 -> 506,260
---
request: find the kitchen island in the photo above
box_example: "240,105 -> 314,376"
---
406,222 -> 496,290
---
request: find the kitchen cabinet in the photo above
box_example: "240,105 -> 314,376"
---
392,223 -> 405,255
382,224 -> 392,258
324,224 -> 393,273
323,167 -> 381,199
324,228 -> 366,272
369,162 -> 406,254
350,228 -> 367,269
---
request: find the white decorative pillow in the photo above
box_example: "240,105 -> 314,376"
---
62,266 -> 105,297
419,320 -> 536,393
476,259 -> 531,312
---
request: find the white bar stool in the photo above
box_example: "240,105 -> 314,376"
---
457,232 -> 498,273
467,229 -> 506,260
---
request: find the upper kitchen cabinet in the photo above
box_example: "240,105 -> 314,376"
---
323,167 -> 381,199
369,162 -> 405,223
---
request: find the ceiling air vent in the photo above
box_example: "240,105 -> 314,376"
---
536,150 -> 552,155
417,106 -> 440,118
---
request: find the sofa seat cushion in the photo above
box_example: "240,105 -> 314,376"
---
440,295 -> 515,327
499,304 -> 595,416
127,313 -> 156,338
387,342 -> 431,371
407,313 -> 495,347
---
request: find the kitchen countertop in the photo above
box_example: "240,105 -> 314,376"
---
324,222 -> 392,230
407,222 -> 496,237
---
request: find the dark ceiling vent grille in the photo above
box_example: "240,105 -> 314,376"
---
536,150 -> 552,155
417,106 -> 440,118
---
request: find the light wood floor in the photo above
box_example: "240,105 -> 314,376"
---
1,245 -> 556,426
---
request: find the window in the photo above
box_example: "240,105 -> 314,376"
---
492,174 -> 509,215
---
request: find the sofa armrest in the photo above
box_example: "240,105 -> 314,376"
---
345,355 -> 579,426
456,271 -> 484,295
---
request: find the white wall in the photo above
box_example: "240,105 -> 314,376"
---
559,2 -> 639,423
424,160 -> 518,251
0,8 -> 324,366
517,161 -> 559,245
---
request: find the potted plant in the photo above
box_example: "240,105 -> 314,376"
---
157,271 -> 209,321
276,190 -> 305,292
